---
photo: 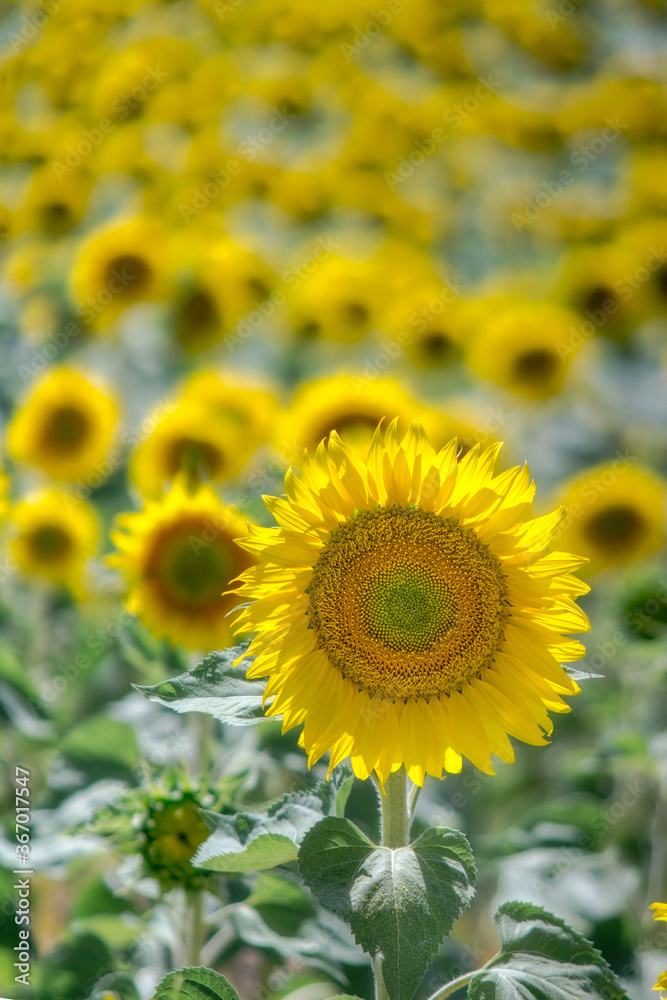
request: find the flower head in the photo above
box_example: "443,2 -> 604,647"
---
8,368 -> 119,483
111,476 -> 254,650
232,421 -> 590,786
10,490 -> 99,592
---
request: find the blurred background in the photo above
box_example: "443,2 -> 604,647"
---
1,0 -> 667,997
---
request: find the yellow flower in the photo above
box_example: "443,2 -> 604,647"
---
128,399 -> 254,499
554,463 -> 666,574
8,368 -> 119,483
70,217 -> 166,328
275,375 -> 444,464
466,302 -> 583,399
287,254 -> 388,344
382,285 -> 469,370
110,477 -> 254,650
651,903 -> 667,993
558,77 -> 667,143
10,490 -> 99,591
556,238 -> 654,339
180,370 -> 278,452
232,421 -> 589,786
167,235 -> 276,352
13,164 -> 93,238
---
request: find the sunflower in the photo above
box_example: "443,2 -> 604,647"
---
180,370 -> 277,452
128,399 -> 253,499
7,368 -> 119,483
275,375 -> 445,465
554,463 -> 666,574
287,254 -> 388,344
231,421 -> 589,786
556,238 -> 652,339
382,285 -> 469,370
651,903 -> 667,994
70,216 -> 166,328
13,164 -> 92,238
466,302 -> 583,399
166,235 -> 276,352
110,476 -> 254,650
10,490 -> 99,591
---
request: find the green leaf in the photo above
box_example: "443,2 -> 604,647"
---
153,966 -> 240,1000
468,902 -> 630,1000
61,716 -> 139,771
134,644 -> 271,725
195,769 -> 353,873
298,818 -> 476,1000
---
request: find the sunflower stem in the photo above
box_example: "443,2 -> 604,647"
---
185,889 -> 205,966
371,768 -> 411,999
379,767 -> 410,848
373,955 -> 390,1000
426,970 -> 476,1000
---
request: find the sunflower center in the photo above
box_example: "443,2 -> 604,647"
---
106,254 -> 152,296
42,405 -> 90,452
581,285 -> 616,315
420,330 -> 455,363
342,301 -> 370,326
166,438 -> 224,479
41,202 -> 72,234
146,518 -> 233,610
512,349 -> 559,382
585,504 -> 647,551
27,525 -> 73,562
308,506 -> 510,701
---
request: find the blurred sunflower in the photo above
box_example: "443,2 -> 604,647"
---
110,476 -> 254,650
554,463 -> 666,573
10,490 -> 98,592
558,77 -> 667,143
167,235 -> 276,352
181,370 -> 277,452
13,164 -> 93,238
287,254 -> 387,343
232,421 -> 589,786
466,302 -> 583,399
128,399 -> 252,498
556,238 -> 651,339
651,903 -> 667,993
70,216 -> 166,328
382,285 -> 469,370
8,368 -> 119,483
275,375 -> 442,463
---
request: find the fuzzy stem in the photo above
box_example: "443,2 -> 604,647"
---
370,767 -> 411,999
426,971 -> 476,1000
186,889 -> 205,966
379,767 -> 410,848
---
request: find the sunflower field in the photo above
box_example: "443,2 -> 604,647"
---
1,0 -> 667,998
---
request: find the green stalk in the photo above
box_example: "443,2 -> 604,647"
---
426,971 -> 476,1000
186,889 -> 205,966
370,767 -> 411,999
378,766 -> 410,848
